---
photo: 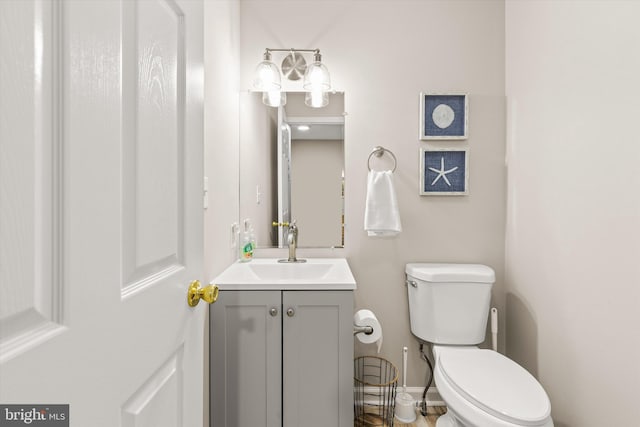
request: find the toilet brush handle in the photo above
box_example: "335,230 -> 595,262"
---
491,307 -> 498,352
402,346 -> 408,389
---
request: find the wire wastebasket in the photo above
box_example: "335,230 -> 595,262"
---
354,356 -> 399,426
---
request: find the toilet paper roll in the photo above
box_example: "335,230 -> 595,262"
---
354,309 -> 383,353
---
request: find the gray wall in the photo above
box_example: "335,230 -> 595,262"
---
505,1 -> 640,425
239,0 -> 506,386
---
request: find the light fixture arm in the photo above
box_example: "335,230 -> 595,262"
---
264,48 -> 321,56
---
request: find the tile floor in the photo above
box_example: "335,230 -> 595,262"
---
355,406 -> 447,427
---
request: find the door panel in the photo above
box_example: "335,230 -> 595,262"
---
121,0 -> 185,294
121,347 -> 184,427
0,0 -> 64,363
0,1 -> 205,426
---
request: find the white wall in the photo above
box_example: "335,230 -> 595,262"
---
505,1 -> 640,425
239,93 -> 277,246
239,0 -> 506,385
204,0 -> 241,281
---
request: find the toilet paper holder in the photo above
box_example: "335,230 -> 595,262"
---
353,324 -> 374,336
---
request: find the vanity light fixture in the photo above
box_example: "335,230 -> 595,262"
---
253,48 -> 332,108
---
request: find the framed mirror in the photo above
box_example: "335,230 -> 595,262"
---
239,91 -> 345,249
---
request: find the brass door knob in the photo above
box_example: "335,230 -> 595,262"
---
187,280 -> 219,307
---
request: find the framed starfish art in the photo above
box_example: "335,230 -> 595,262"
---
419,93 -> 468,140
420,148 -> 469,195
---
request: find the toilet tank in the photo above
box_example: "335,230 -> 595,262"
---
406,263 -> 495,345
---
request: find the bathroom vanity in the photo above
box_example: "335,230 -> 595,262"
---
209,258 -> 356,427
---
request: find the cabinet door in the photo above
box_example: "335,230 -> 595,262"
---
282,291 -> 354,427
211,291 -> 282,427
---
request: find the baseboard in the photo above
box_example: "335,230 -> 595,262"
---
402,386 -> 444,406
358,386 -> 444,407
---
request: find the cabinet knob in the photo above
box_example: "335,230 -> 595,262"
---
269,307 -> 278,317
286,307 -> 295,317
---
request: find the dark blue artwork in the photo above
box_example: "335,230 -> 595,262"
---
422,94 -> 467,139
422,150 -> 467,194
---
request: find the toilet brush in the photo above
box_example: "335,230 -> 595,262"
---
395,346 -> 416,423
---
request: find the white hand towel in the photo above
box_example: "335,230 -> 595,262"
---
364,170 -> 402,237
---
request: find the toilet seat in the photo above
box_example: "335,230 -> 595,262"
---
437,348 -> 551,426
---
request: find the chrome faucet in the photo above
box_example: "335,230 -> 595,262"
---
280,220 -> 306,263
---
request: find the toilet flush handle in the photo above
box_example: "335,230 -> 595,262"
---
405,280 -> 418,288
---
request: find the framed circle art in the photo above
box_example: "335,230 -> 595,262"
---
419,93 -> 468,140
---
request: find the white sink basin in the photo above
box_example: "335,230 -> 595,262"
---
213,258 -> 356,290
248,262 -> 332,281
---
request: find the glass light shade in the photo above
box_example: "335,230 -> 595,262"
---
302,61 -> 331,91
305,90 -> 329,108
262,90 -> 287,107
253,60 -> 281,91
303,60 -> 330,108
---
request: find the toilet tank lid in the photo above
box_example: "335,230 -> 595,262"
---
405,263 -> 495,283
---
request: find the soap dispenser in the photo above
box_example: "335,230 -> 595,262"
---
239,219 -> 254,262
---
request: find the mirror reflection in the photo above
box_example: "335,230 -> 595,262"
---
239,92 -> 345,249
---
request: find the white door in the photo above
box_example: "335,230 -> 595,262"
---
0,1 -> 207,426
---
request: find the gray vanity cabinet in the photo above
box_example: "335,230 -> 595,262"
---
210,290 -> 354,427
210,290 -> 282,427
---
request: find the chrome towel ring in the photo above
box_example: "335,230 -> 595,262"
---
367,146 -> 397,172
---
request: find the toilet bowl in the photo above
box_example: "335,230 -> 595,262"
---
432,346 -> 553,427
405,263 -> 554,427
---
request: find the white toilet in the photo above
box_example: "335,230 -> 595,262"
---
406,263 -> 553,427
